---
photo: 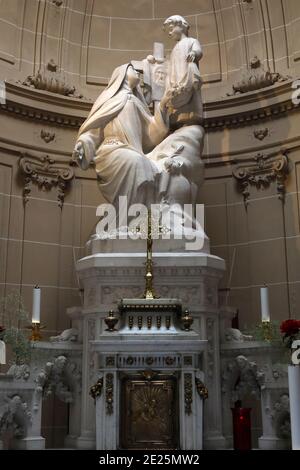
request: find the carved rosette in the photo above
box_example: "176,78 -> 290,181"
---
206,318 -> 215,383
232,152 -> 289,207
19,153 -> 74,208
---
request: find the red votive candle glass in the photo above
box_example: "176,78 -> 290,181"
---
231,405 -> 252,450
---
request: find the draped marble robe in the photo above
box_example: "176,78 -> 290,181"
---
75,64 -> 169,209
74,63 -> 206,243
166,36 -> 203,127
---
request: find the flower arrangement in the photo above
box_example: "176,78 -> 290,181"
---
247,320 -> 281,343
280,319 -> 300,349
0,291 -> 31,365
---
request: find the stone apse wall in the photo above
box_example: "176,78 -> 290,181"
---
0,0 -> 300,446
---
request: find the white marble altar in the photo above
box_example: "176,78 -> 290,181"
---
74,250 -> 226,450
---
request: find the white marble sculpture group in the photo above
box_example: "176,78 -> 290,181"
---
73,15 -> 205,237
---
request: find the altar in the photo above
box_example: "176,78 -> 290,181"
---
74,249 -> 225,450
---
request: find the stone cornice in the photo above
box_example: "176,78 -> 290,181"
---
203,79 -> 299,130
0,79 -> 299,131
0,81 -> 91,128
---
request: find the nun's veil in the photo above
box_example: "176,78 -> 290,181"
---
78,63 -> 148,138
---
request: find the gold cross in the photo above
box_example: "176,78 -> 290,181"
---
143,209 -> 170,300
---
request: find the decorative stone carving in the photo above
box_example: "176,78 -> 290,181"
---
105,356 -> 115,367
19,153 -> 74,208
89,351 -> 97,382
183,356 -> 193,366
232,152 -> 289,207
100,284 -> 203,306
116,354 -> 180,369
34,356 -> 73,403
271,394 -> 291,439
89,377 -> 103,401
23,60 -> 80,97
105,373 -> 114,415
254,128 -> 269,141
141,43 -> 167,106
40,129 -> 55,144
0,395 -> 32,439
222,355 -> 265,404
195,378 -> 208,400
230,57 -> 288,95
224,328 -> 253,343
49,328 -> 78,343
52,0 -> 63,6
206,318 -> 215,382
87,319 -> 96,341
184,373 -> 193,415
6,364 -> 30,381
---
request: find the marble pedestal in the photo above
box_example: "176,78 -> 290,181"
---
75,250 -> 226,450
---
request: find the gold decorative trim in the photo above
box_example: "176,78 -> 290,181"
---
89,377 -> 103,401
19,152 -> 74,208
105,373 -> 114,415
119,299 -> 182,314
140,369 -> 157,381
195,378 -> 208,400
183,356 -> 193,366
184,373 -> 193,415
105,356 -> 115,367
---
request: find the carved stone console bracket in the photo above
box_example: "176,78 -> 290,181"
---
19,152 -> 74,208
232,152 -> 289,208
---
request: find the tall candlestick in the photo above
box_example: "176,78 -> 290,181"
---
0,340 -> 6,365
32,286 -> 41,324
260,285 -> 270,323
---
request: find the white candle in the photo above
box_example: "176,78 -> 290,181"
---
0,340 -> 6,365
260,286 -> 270,322
32,286 -> 41,323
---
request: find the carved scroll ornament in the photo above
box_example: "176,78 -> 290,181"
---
232,152 -> 289,207
19,153 -> 74,208
230,57 -> 288,95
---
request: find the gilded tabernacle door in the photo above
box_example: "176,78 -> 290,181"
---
120,372 -> 179,450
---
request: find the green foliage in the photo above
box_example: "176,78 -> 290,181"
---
0,290 -> 31,365
246,320 -> 282,344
